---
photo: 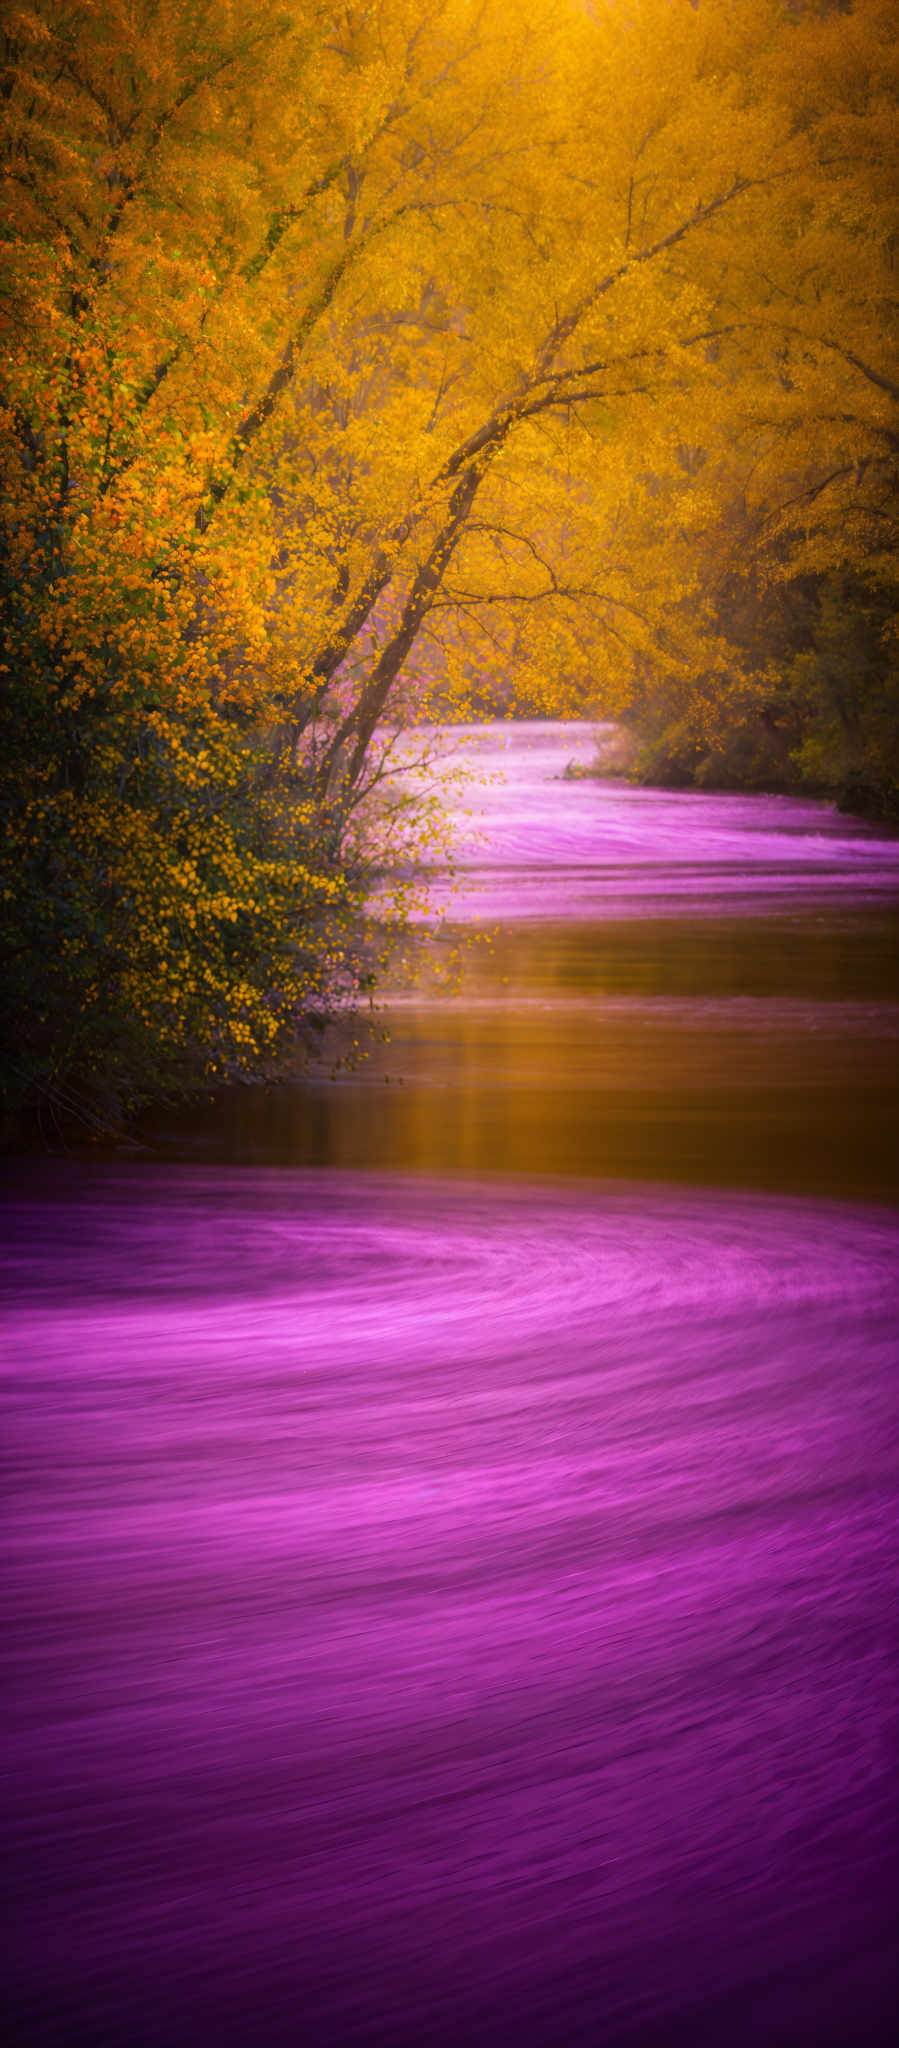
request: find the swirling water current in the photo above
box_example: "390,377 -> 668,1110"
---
3,723 -> 899,2045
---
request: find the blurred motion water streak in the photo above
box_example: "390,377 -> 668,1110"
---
3,723 -> 898,2046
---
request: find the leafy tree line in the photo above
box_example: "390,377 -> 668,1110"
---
2,0 -> 896,1127
611,552 -> 899,816
609,559 -> 899,815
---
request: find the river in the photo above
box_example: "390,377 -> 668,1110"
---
3,722 -> 899,2045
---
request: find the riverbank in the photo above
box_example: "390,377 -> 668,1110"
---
575,723 -> 899,824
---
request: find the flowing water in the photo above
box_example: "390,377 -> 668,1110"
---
3,723 -> 899,2046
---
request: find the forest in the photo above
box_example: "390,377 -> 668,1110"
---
2,0 -> 897,1121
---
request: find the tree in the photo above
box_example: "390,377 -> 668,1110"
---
552,0 -> 899,803
2,0 -> 461,1119
278,0 -> 898,803
2,0 -> 895,1121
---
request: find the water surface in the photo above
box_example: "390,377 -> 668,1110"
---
159,723 -> 899,1199
3,724 -> 899,2045
393,720 -> 899,922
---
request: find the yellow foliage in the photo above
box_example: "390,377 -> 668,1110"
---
1,1 -> 896,1112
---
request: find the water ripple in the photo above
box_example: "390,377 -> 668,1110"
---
3,1168 -> 898,2044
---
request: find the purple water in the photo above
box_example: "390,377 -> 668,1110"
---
389,721 -> 899,921
3,725 -> 899,2045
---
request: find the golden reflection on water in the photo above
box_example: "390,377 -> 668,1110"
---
154,910 -> 899,1200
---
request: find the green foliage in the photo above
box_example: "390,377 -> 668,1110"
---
622,570 -> 899,818
789,575 -> 899,816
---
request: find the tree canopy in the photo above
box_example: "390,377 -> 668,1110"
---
2,0 -> 896,1121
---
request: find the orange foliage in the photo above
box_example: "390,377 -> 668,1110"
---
1,1 -> 895,1113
